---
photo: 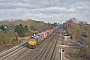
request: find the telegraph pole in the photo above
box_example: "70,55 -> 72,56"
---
61,48 -> 63,60
59,48 -> 63,60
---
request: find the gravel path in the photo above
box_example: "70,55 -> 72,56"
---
55,33 -> 70,60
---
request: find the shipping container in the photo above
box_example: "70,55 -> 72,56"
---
34,35 -> 42,42
36,33 -> 44,41
46,31 -> 50,37
47,30 -> 52,35
42,31 -> 47,39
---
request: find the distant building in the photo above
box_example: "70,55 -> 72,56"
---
7,28 -> 14,32
0,29 -> 2,32
4,25 -> 8,29
62,36 -> 71,41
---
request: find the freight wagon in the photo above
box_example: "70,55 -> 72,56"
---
28,27 -> 59,48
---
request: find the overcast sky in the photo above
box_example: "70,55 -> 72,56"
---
0,0 -> 90,23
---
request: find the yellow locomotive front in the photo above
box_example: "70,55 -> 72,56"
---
28,37 -> 36,46
28,35 -> 42,48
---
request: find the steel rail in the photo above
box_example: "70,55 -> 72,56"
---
0,42 -> 29,60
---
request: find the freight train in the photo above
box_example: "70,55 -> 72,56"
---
28,27 -> 58,48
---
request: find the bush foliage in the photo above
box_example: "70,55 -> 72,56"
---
0,32 -> 18,45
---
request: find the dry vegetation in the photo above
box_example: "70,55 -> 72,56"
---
0,19 -> 53,32
63,18 -> 90,60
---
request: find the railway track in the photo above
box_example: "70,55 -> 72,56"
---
36,32 -> 59,60
0,28 -> 60,60
21,29 -> 60,60
16,33 -> 56,60
0,42 -> 32,60
0,42 -> 27,58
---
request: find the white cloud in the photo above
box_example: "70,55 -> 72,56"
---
27,6 -> 78,14
0,0 -> 90,23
